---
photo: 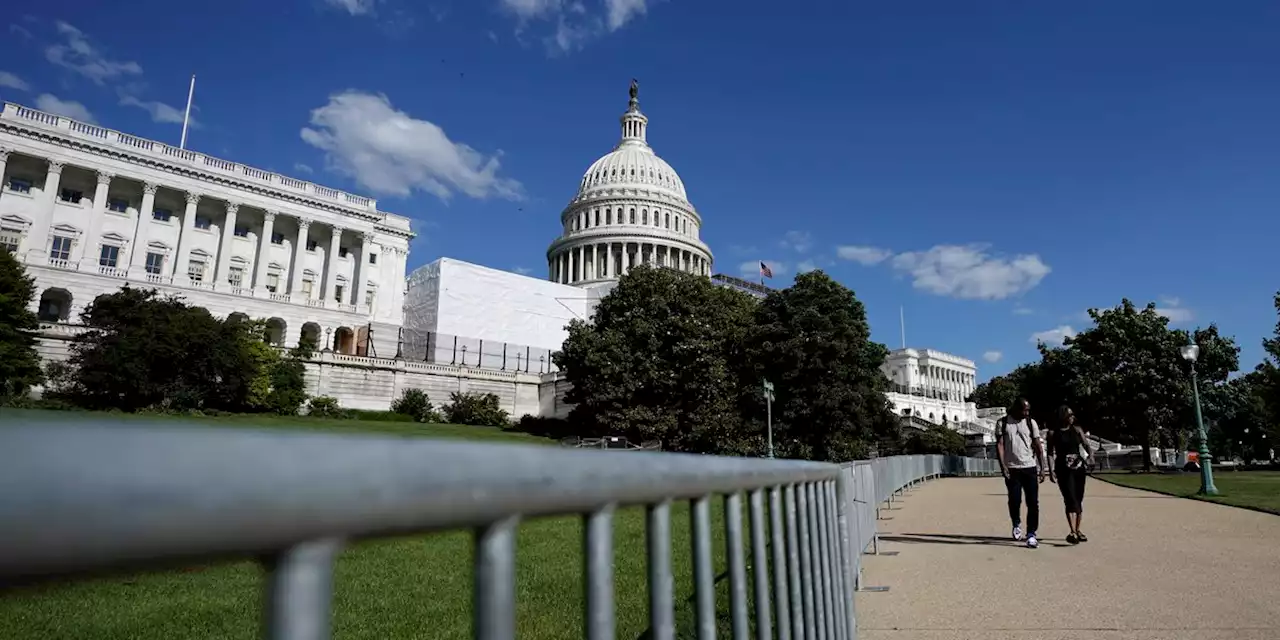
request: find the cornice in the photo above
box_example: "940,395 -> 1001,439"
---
560,194 -> 702,226
1,121 -> 414,242
546,232 -> 713,260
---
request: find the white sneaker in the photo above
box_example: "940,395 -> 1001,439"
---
1012,525 -> 1024,541
1026,533 -> 1039,549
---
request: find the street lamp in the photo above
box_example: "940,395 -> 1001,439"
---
1179,340 -> 1218,495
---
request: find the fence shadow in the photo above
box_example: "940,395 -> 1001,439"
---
880,533 -> 1070,548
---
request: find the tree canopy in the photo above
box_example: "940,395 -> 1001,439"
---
968,299 -> 1249,469
54,287 -> 309,414
0,250 -> 44,399
555,267 -> 896,460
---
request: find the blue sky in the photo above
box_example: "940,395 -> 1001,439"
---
3,0 -> 1278,379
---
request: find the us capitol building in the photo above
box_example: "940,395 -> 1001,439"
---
1,82 -> 985,435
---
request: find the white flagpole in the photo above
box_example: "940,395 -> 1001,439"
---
179,74 -> 196,150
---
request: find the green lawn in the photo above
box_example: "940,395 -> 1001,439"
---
1,407 -> 548,442
1098,470 -> 1280,515
0,410 -> 760,639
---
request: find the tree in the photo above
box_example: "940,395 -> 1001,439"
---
741,270 -> 896,461
0,250 -> 43,399
1255,292 -> 1280,431
903,423 -> 967,456
967,371 -> 1022,409
555,266 -> 757,453
1058,300 -> 1238,470
59,287 -> 306,413
1203,371 -> 1271,463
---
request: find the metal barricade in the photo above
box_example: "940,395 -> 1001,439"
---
0,416 -> 1003,639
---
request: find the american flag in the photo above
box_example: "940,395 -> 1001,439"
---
759,261 -> 773,279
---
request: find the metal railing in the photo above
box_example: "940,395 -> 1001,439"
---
0,415 -> 1000,639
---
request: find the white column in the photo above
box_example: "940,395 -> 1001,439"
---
393,246 -> 408,320
290,218 -> 312,296
605,243 -> 613,278
324,225 -> 344,303
252,210 -> 277,291
622,244 -> 631,275
355,232 -> 372,309
129,182 -> 157,276
0,150 -> 7,206
173,192 -> 200,278
569,247 -> 578,283
214,202 -> 240,287
26,161 -> 63,262
81,170 -> 112,269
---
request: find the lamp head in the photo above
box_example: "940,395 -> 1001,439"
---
1180,343 -> 1200,363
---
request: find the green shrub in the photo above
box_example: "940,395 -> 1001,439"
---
307,396 -> 343,418
443,392 -> 510,427
391,388 -> 443,423
510,414 -> 575,438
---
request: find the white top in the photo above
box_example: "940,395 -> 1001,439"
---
996,417 -> 1042,469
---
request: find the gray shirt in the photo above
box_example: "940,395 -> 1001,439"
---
996,417 -> 1042,469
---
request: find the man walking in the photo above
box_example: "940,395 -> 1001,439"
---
995,398 -> 1047,548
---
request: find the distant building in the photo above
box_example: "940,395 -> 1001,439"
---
0,101 -> 413,357
710,273 -> 771,299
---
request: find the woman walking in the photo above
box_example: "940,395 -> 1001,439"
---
1048,405 -> 1094,544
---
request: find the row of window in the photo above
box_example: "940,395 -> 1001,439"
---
567,206 -> 693,234
33,232 -> 376,307
6,178 -> 377,264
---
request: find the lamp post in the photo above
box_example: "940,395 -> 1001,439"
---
762,379 -> 775,459
1180,340 -> 1218,496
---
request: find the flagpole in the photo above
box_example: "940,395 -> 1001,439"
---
179,74 -> 196,150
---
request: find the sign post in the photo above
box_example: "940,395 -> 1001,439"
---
762,379 -> 775,459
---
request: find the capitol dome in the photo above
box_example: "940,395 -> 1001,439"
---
546,80 -> 713,288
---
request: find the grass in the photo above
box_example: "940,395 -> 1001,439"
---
0,409 -> 759,639
1097,470 -> 1280,515
1,407 -> 547,443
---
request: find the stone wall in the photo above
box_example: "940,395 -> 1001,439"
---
32,325 -> 570,418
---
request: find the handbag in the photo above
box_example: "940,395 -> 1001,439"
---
1063,428 -> 1090,469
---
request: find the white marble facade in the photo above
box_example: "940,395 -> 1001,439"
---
546,81 -> 713,288
0,102 -> 413,357
882,348 -> 980,425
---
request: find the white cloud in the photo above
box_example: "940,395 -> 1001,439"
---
300,90 -> 523,201
1155,295 -> 1194,323
1156,306 -> 1194,323
836,245 -> 892,265
293,163 -> 314,174
45,21 -> 142,85
1030,325 -> 1076,347
780,230 -> 812,253
1013,305 -> 1035,316
604,0 -> 649,30
0,71 -> 29,91
325,0 -> 377,14
514,266 -> 533,275
499,0 -> 654,53
34,94 -> 95,123
889,244 -> 1050,300
982,350 -> 1003,363
796,259 -> 818,274
740,260 -> 785,279
119,95 -> 193,126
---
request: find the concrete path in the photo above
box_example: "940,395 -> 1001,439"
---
855,475 -> 1280,640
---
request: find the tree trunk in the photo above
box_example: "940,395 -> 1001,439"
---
1141,426 -> 1153,472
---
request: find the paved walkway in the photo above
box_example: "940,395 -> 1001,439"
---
855,475 -> 1280,640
